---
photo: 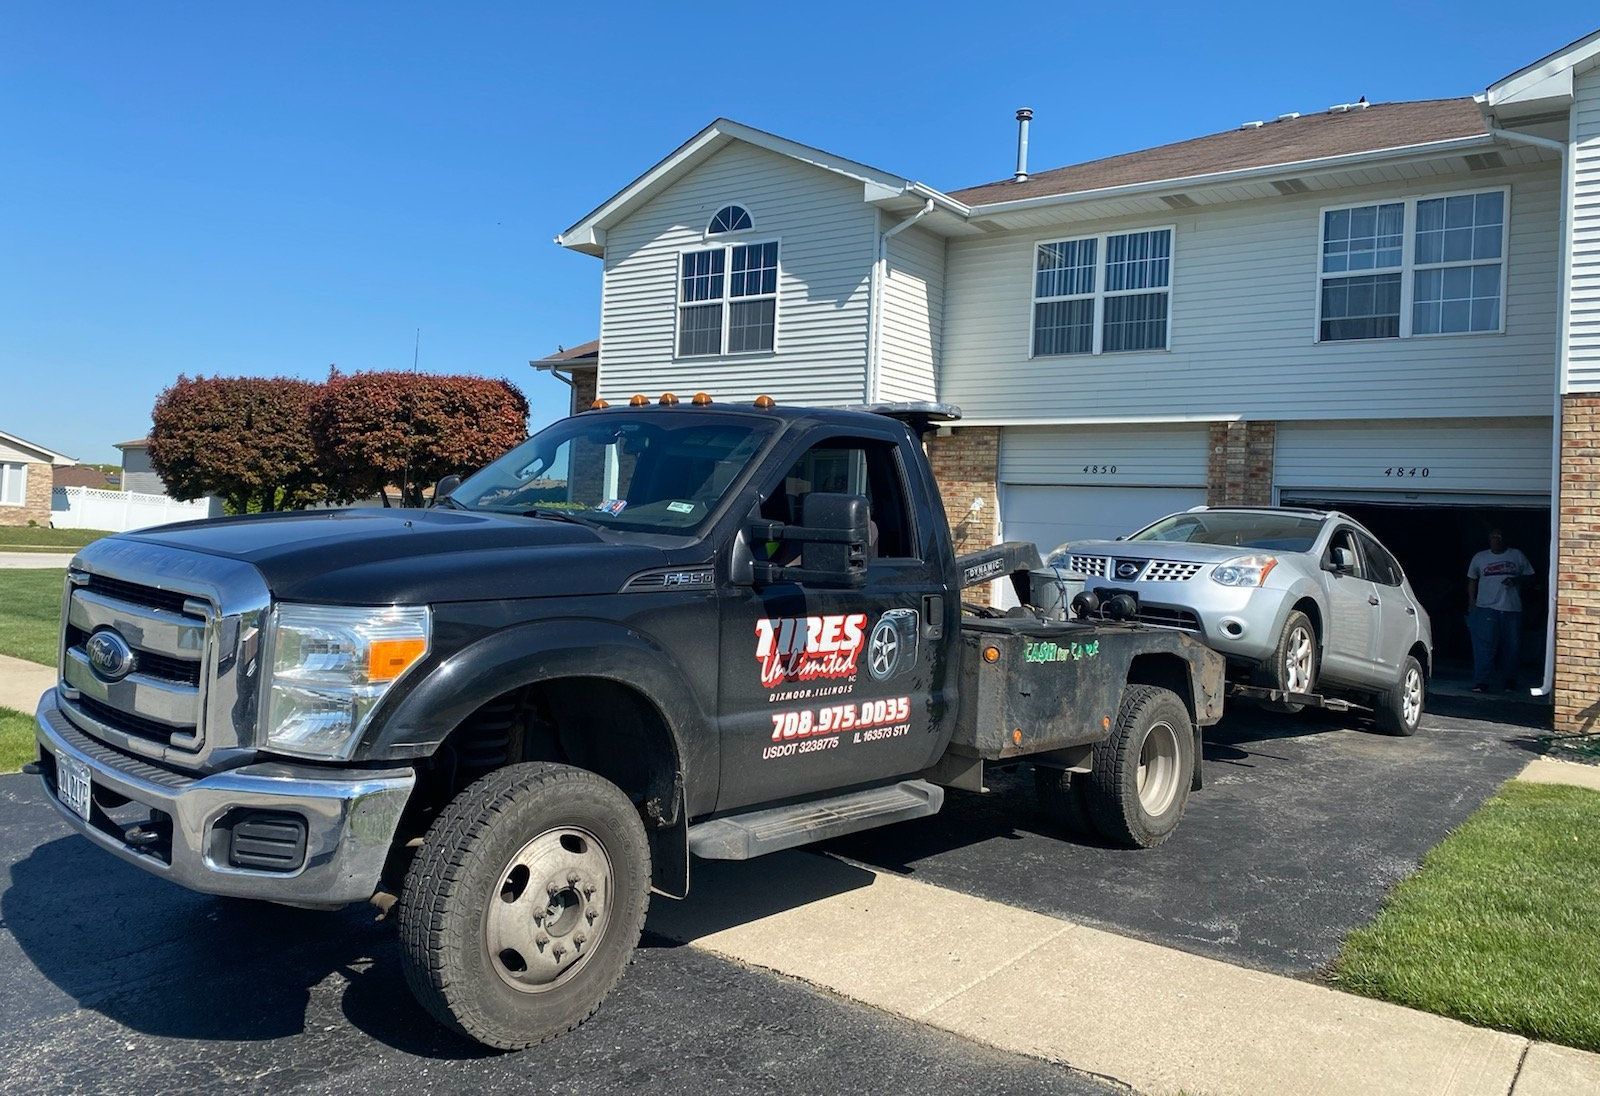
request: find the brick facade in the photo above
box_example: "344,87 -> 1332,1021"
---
1555,394 -> 1600,734
1206,421 -> 1276,507
0,460 -> 53,528
926,426 -> 1000,558
570,367 -> 597,415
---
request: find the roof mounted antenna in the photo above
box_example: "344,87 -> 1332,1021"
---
1014,108 -> 1033,182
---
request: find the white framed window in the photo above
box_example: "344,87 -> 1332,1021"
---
1316,187 -> 1507,342
677,239 -> 779,358
1032,227 -> 1173,356
0,462 -> 26,507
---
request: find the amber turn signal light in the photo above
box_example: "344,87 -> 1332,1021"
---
1012,728 -> 1023,745
368,636 -> 428,683
983,645 -> 1000,663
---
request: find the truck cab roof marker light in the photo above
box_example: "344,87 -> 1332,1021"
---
754,394 -> 776,410
588,399 -> 609,411
659,392 -> 679,406
692,392 -> 713,406
629,394 -> 649,407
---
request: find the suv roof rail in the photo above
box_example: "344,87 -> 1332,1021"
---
1205,504 -> 1331,516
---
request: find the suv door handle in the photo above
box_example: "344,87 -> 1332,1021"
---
1368,595 -> 1380,606
1405,607 -> 1416,616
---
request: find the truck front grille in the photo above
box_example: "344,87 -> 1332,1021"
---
56,548 -> 269,772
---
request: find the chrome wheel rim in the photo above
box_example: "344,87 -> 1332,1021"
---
1136,721 -> 1182,817
1285,626 -> 1315,694
485,826 -> 613,994
1401,667 -> 1423,727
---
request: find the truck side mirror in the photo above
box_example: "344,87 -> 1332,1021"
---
747,492 -> 870,589
430,474 -> 461,507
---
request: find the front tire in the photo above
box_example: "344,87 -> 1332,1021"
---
398,762 -> 650,1050
1375,655 -> 1426,736
1082,685 -> 1195,848
1261,610 -> 1319,713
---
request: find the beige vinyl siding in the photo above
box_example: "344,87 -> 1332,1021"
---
1571,65 -> 1600,392
598,142 -> 877,405
877,220 -> 944,402
999,424 -> 1208,486
1274,417 -> 1552,496
942,166 -> 1561,422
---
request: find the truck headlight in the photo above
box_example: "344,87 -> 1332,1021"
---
1211,555 -> 1278,588
262,603 -> 431,760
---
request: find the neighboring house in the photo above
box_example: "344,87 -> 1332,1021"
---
53,465 -> 117,490
0,429 -> 76,527
114,437 -> 164,495
551,28 -> 1600,731
531,340 -> 600,416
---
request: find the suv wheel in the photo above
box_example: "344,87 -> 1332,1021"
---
1375,655 -> 1426,736
398,762 -> 650,1050
1261,610 -> 1319,713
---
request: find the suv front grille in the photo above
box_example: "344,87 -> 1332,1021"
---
1063,554 -> 1109,578
1143,560 -> 1204,582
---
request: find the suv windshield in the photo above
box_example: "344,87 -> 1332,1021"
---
1129,511 -> 1324,552
450,413 -> 776,534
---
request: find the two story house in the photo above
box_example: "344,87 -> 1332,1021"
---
553,28 -> 1600,731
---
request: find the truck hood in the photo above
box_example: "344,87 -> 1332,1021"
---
119,508 -> 672,605
1054,539 -> 1277,566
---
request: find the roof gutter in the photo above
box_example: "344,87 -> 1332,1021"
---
866,199 -> 936,402
961,133 -> 1500,218
1481,119 -> 1572,701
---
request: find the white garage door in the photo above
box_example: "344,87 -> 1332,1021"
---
1001,484 -> 1208,558
1275,417 -> 1552,504
998,424 -> 1209,556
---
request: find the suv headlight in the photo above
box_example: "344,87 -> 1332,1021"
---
262,603 -> 431,760
1211,554 -> 1279,588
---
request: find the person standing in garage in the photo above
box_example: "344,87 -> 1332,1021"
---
1467,529 -> 1536,692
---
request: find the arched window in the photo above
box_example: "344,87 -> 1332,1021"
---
707,204 -> 753,235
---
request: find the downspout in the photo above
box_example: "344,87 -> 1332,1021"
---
1485,124 -> 1573,698
867,198 -> 936,402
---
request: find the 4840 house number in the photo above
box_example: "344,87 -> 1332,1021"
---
1382,466 -> 1430,479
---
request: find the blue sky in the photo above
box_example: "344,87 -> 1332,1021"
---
2,3 -> 1594,463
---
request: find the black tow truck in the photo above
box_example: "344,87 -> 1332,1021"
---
32,398 -> 1223,1049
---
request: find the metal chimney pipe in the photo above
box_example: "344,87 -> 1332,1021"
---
1014,107 -> 1033,182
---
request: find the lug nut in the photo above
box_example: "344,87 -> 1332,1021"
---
567,873 -> 582,886
585,909 -> 597,924
582,884 -> 596,898
535,933 -> 549,951
552,945 -> 565,961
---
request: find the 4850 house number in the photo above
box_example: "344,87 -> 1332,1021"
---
1382,467 -> 1430,479
1081,465 -> 1118,475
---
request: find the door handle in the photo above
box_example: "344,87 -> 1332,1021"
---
1368,596 -> 1380,606
923,595 -> 944,640
1406,607 -> 1416,616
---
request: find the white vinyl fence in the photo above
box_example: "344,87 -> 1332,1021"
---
52,486 -> 218,531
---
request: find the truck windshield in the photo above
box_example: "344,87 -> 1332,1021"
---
449,413 -> 776,534
1128,511 -> 1323,551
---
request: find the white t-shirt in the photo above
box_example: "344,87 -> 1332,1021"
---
1468,548 -> 1534,612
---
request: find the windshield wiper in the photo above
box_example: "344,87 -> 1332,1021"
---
522,507 -> 604,528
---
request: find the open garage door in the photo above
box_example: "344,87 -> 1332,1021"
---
999,424 -> 1209,557
1276,418 -> 1552,679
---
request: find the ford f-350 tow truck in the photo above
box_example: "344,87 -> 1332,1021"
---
32,398 -> 1223,1049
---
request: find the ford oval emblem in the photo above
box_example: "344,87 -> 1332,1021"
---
86,629 -> 137,682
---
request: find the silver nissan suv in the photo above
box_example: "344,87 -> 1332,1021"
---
1049,506 -> 1432,734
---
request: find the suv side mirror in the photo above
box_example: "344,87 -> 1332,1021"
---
747,492 -> 870,589
1324,546 -> 1356,574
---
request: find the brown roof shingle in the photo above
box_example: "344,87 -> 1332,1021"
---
949,98 -> 1487,206
533,339 -> 599,365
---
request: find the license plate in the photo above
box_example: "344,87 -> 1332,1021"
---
57,752 -> 92,821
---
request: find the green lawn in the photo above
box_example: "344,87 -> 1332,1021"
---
0,707 -> 35,774
0,569 -> 66,666
1333,782 -> 1600,1052
0,527 -> 111,553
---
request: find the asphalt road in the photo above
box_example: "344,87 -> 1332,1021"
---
0,776 -> 1115,1096
825,698 -> 1541,974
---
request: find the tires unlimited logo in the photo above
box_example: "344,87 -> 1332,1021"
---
756,610 -> 920,760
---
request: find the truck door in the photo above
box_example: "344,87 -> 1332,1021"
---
715,431 -> 950,813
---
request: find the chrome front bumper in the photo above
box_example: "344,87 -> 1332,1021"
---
35,689 -> 414,908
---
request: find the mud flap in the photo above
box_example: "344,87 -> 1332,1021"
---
650,810 -> 690,899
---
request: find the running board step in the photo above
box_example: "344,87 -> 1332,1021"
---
688,780 -> 944,861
